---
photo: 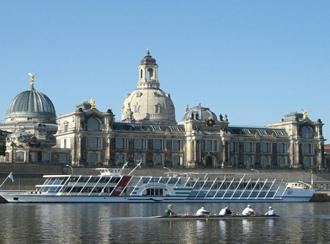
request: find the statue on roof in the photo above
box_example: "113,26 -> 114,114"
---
28,73 -> 35,89
90,98 -> 96,109
302,109 -> 308,119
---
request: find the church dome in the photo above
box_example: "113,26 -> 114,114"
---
121,50 -> 176,124
6,78 -> 56,123
122,88 -> 175,124
182,104 -> 218,122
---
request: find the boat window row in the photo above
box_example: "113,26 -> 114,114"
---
188,190 -> 277,198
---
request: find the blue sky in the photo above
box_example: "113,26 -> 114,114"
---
0,1 -> 329,139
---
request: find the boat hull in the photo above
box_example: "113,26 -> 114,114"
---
0,192 -> 313,203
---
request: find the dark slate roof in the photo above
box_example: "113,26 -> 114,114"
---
182,105 -> 218,122
113,122 -> 184,132
228,126 -> 287,137
6,89 -> 56,118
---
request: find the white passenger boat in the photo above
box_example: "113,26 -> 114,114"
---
0,167 -> 314,203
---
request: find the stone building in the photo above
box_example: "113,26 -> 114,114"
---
0,75 -> 70,164
56,50 -> 326,169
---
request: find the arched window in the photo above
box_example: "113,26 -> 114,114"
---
302,126 -> 313,139
87,118 -> 100,131
147,68 -> 153,80
140,69 -> 143,79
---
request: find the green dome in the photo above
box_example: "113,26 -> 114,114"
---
6,88 -> 56,122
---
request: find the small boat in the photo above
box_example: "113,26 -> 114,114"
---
156,215 -> 280,220
0,166 -> 314,203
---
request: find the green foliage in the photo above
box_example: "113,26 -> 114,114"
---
154,161 -> 163,167
280,164 -> 289,169
247,163 -> 254,169
173,162 -> 180,168
115,161 -> 122,167
263,163 -> 271,169
95,161 -> 103,166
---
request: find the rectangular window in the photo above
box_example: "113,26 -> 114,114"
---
154,154 -> 163,164
87,152 -> 98,163
244,142 -> 253,153
135,138 -> 144,150
230,155 -> 236,165
88,137 -> 101,149
303,143 -> 312,154
153,139 -> 163,150
172,140 -> 181,151
261,156 -> 269,165
59,153 -> 67,163
115,138 -> 125,149
244,155 -> 252,165
42,153 -> 50,163
173,155 -> 181,165
277,143 -> 287,153
135,153 -> 143,163
213,141 -> 217,151
261,142 -> 270,153
205,140 -> 212,152
278,156 -> 286,165
303,157 -> 312,168
16,151 -> 24,161
115,153 -> 125,164
230,142 -> 236,152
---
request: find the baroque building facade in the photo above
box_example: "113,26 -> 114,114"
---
55,51 -> 326,169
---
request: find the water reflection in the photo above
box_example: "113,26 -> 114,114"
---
0,203 -> 329,243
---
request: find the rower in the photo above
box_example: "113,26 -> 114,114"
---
241,205 -> 256,216
264,206 -> 276,216
196,206 -> 210,216
219,205 -> 233,216
164,204 -> 175,216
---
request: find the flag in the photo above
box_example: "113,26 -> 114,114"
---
7,172 -> 14,183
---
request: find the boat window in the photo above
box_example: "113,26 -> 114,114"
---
81,187 -> 93,193
71,187 -> 82,193
159,177 -> 169,184
99,177 -> 110,183
143,188 -> 164,196
185,180 -> 195,187
48,187 -> 60,193
168,178 -> 178,185
63,187 -> 72,193
89,177 -> 100,183
150,177 -> 160,183
91,187 -> 103,193
69,177 -> 80,182
233,191 -> 242,198
193,182 -> 203,189
78,177 -> 90,183
215,191 -> 225,197
110,177 -> 120,183
203,182 -> 212,189
142,177 -> 151,184
224,191 -> 233,198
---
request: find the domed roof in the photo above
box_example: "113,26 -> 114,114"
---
182,104 -> 218,122
122,88 -> 176,124
140,49 -> 156,65
6,88 -> 56,123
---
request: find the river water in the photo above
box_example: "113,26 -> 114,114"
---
0,202 -> 329,243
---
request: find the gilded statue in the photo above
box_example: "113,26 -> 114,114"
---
90,98 -> 96,109
302,109 -> 308,119
28,73 -> 35,89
